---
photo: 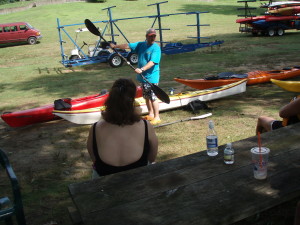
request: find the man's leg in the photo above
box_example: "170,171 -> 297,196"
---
146,98 -> 154,118
142,83 -> 154,120
152,100 -> 160,121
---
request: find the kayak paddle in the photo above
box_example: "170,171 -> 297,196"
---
154,113 -> 212,128
84,19 -> 170,104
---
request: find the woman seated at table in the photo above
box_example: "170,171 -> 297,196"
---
87,78 -> 158,178
256,96 -> 300,134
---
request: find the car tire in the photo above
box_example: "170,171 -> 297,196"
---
28,37 -> 37,45
108,53 -> 124,68
127,52 -> 138,65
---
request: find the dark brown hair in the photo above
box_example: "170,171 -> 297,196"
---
102,78 -> 140,125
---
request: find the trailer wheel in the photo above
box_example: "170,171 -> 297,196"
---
28,37 -> 37,45
277,28 -> 285,36
267,28 -> 276,37
108,53 -> 124,68
127,52 -> 138,65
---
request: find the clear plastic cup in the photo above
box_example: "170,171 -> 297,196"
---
251,147 -> 270,180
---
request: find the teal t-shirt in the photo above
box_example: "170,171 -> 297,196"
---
129,42 -> 161,84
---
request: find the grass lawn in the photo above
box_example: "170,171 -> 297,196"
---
0,0 -> 300,224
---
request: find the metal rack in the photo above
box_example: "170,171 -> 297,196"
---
57,1 -> 224,67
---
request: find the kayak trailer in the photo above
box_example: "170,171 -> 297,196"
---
57,1 -> 224,68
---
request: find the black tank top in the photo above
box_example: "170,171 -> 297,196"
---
92,120 -> 150,176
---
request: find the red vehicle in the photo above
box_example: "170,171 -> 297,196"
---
0,22 -> 42,45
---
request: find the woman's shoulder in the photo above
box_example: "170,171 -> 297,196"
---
97,120 -> 144,129
95,120 -> 109,129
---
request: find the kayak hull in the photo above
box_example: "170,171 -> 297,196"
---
271,79 -> 300,92
1,87 -> 142,127
236,15 -> 300,23
53,79 -> 247,125
268,6 -> 300,16
174,67 -> 300,90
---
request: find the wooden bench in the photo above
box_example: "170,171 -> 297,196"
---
68,123 -> 300,225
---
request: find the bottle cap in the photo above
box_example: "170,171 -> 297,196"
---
226,143 -> 232,148
208,120 -> 214,129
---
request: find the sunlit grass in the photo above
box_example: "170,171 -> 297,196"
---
1,1 -> 300,224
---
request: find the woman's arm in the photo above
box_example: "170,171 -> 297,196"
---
87,125 -> 96,162
146,121 -> 158,163
279,97 -> 300,118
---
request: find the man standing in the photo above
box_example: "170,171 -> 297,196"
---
110,28 -> 162,125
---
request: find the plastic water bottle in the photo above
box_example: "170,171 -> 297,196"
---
206,120 -> 218,156
224,143 -> 234,164
169,88 -> 174,95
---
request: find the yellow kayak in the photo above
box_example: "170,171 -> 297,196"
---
271,79 -> 300,92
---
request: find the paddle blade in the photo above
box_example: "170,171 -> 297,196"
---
151,84 -> 170,104
190,113 -> 212,120
84,19 -> 101,37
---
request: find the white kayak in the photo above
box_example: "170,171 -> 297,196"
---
53,79 -> 247,125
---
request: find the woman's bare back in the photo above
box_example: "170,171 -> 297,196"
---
95,120 -> 146,166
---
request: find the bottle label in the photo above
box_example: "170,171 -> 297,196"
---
206,136 -> 218,148
224,155 -> 233,160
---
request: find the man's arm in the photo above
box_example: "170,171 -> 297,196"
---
279,97 -> 300,118
110,43 -> 129,50
136,61 -> 155,74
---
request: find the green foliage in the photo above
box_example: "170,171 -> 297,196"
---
0,0 -> 37,6
0,0 -> 13,5
0,0 -> 28,4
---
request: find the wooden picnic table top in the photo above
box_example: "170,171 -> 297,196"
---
68,122 -> 300,225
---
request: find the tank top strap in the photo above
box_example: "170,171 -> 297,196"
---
142,119 -> 150,158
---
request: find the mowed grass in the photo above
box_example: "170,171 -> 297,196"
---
1,0 -> 300,224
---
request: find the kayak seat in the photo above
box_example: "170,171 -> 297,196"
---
204,75 -> 219,80
54,98 -> 72,110
270,70 -> 282,73
282,67 -> 292,70
99,89 -> 108,96
0,149 -> 26,225
218,72 -> 248,79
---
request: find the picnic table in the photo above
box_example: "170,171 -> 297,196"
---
68,123 -> 300,225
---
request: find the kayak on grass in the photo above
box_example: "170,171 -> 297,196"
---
53,79 -> 247,125
271,79 -> 300,92
174,66 -> 300,90
1,87 -> 143,127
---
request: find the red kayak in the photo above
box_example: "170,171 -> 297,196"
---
236,16 -> 267,24
1,87 -> 143,127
